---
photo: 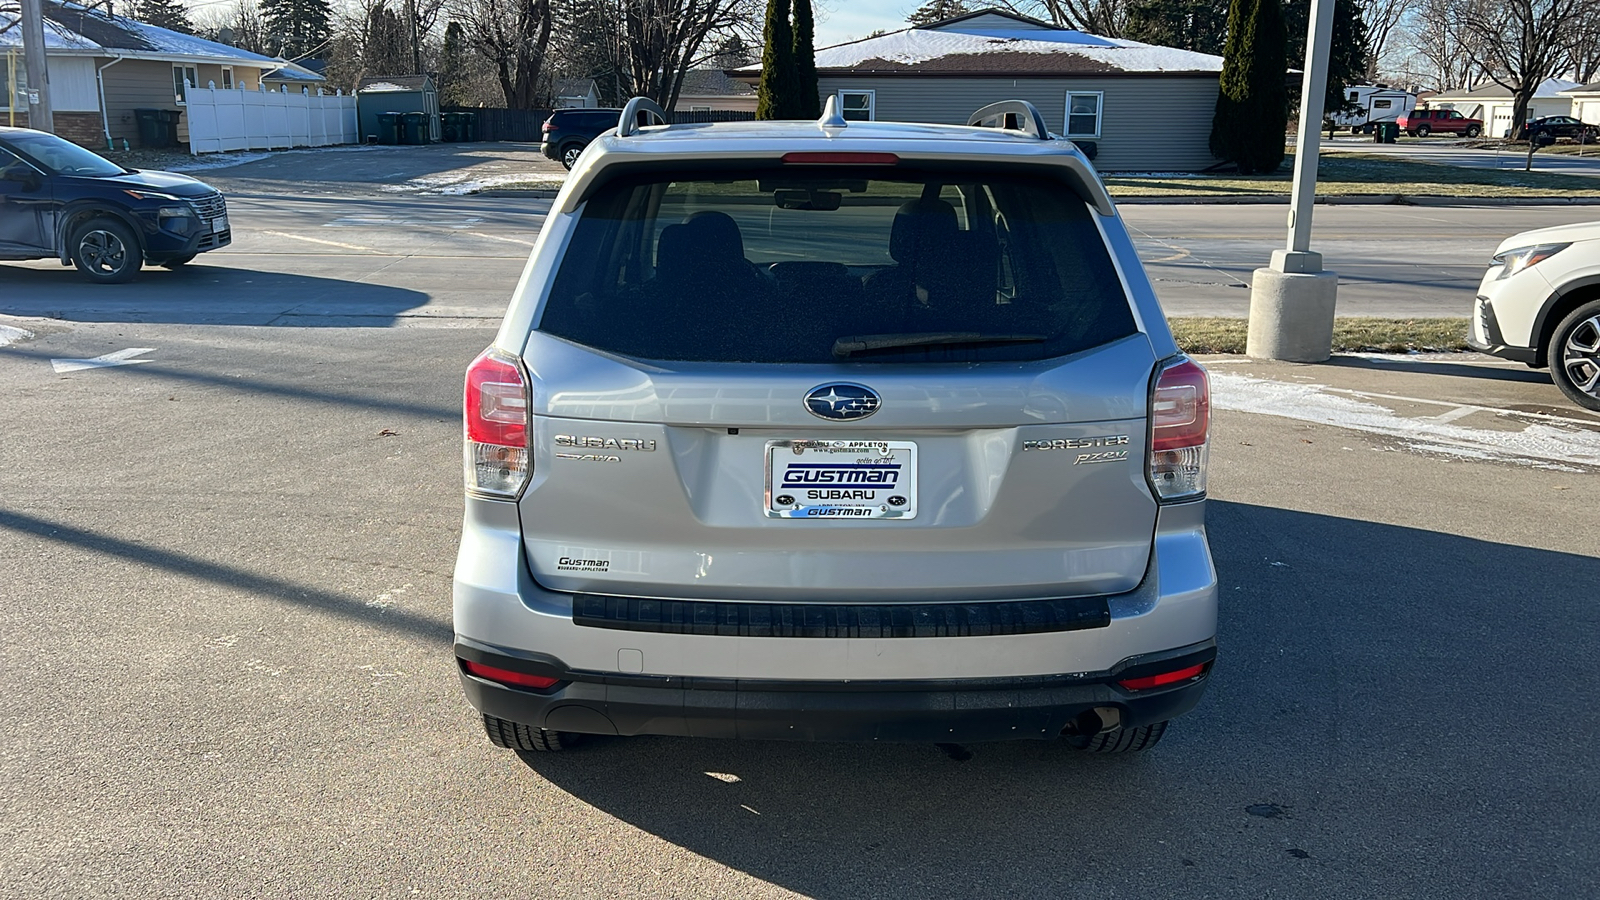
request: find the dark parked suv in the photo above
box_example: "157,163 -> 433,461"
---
0,126 -> 230,284
540,108 -> 623,170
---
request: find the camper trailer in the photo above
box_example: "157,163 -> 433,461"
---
1329,85 -> 1417,133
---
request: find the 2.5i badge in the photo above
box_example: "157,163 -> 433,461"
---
765,440 -> 918,519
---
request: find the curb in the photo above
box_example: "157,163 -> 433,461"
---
1111,194 -> 1600,206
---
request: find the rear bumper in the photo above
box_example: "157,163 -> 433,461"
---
457,638 -> 1215,743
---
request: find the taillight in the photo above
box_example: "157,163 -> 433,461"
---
1148,357 -> 1209,502
464,347 -> 530,498
541,119 -> 553,133
461,659 -> 559,690
1117,663 -> 1206,691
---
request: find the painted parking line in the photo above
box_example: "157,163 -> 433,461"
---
51,348 -> 155,373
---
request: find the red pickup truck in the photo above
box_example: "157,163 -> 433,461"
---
1397,108 -> 1483,138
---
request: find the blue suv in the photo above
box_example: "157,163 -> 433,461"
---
0,126 -> 230,283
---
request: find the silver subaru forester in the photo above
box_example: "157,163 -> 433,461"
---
454,98 -> 1216,754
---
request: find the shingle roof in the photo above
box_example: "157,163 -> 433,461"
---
677,69 -> 755,96
0,0 -> 303,69
1432,77 -> 1581,101
358,75 -> 435,93
731,7 -> 1222,78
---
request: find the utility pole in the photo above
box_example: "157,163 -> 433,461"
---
1246,0 -> 1338,361
19,0 -> 54,133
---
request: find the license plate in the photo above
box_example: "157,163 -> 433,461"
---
765,440 -> 917,519
211,215 -> 228,234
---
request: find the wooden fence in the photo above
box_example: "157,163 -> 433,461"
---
444,106 -> 757,142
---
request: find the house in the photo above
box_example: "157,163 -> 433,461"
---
1427,78 -> 1580,138
1563,82 -> 1600,125
675,69 -> 756,113
262,58 -> 326,94
553,78 -> 600,109
0,0 -> 324,149
730,8 -> 1226,171
356,75 -> 440,143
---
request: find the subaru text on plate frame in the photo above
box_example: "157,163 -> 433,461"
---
454,98 -> 1217,755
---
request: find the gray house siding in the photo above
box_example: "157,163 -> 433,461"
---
815,75 -> 1220,172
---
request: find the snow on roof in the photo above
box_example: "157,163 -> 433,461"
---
1561,81 -> 1600,95
0,0 -> 304,70
1433,77 -> 1581,101
358,75 -> 434,93
732,9 -> 1222,77
263,60 -> 325,83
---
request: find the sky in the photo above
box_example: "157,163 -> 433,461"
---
814,0 -> 919,48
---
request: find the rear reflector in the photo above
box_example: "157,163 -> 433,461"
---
1117,663 -> 1206,692
781,152 -> 899,165
464,347 -> 530,498
461,660 -> 560,690
1148,357 -> 1209,502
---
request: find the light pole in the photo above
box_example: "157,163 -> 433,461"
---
19,0 -> 54,133
1246,0 -> 1338,361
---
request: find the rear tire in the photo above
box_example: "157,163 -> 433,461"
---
70,217 -> 141,284
1065,721 -> 1168,753
1548,299 -> 1600,412
560,143 -> 583,170
1416,124 -> 1431,137
482,714 -> 579,752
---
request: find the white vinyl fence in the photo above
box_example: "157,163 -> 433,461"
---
185,84 -> 358,154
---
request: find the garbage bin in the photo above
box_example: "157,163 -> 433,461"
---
401,112 -> 427,145
134,108 -> 169,148
440,112 -> 461,143
1373,121 -> 1399,144
459,111 -> 477,142
377,112 -> 402,145
158,109 -> 181,147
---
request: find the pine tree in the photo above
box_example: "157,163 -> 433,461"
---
906,0 -> 972,27
757,0 -> 797,119
132,0 -> 193,34
1124,0 -> 1227,54
1209,0 -> 1288,173
439,21 -> 469,107
261,0 -> 333,61
1282,0 -> 1370,117
792,0 -> 820,118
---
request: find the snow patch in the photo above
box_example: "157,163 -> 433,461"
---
381,171 -> 565,195
1210,371 -> 1600,470
0,325 -> 33,347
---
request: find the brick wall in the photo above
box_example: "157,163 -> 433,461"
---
2,110 -> 109,149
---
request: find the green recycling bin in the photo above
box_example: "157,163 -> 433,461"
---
377,112 -> 402,145
401,112 -> 427,145
134,108 -> 170,148
443,112 -> 464,142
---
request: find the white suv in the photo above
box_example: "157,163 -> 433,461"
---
1470,221 -> 1600,410
453,98 -> 1217,755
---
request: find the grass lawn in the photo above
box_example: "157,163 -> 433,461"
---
1170,317 -> 1471,354
1105,151 -> 1600,199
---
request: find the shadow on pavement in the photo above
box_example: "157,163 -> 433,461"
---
516,501 -> 1600,898
0,262 -> 430,327
1323,354 -> 1553,384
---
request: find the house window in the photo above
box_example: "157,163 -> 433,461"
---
173,65 -> 198,103
1065,91 -> 1102,138
839,90 -> 874,121
221,66 -> 234,90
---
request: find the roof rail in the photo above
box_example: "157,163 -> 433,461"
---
966,100 -> 1050,140
618,97 -> 669,137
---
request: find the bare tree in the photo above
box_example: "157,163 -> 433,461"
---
620,0 -> 758,109
1359,0 -> 1417,79
1561,8 -> 1600,85
998,0 -> 1127,36
1403,0 -> 1478,90
1462,0 -> 1585,130
448,0 -> 556,108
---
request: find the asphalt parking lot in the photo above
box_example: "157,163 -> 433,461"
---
1,147 -> 1597,898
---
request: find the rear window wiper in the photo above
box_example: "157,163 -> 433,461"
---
832,332 -> 1047,358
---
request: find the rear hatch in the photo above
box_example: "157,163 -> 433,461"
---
518,162 -> 1160,602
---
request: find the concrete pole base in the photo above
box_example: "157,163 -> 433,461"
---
1246,268 -> 1339,362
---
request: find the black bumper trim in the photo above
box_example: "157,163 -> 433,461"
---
572,592 -> 1113,638
455,639 -> 1216,743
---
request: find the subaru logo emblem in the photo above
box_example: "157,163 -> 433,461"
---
805,383 -> 881,420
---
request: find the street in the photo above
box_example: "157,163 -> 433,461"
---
2,153 -> 1598,898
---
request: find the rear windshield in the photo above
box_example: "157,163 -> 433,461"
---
537,167 -> 1136,363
